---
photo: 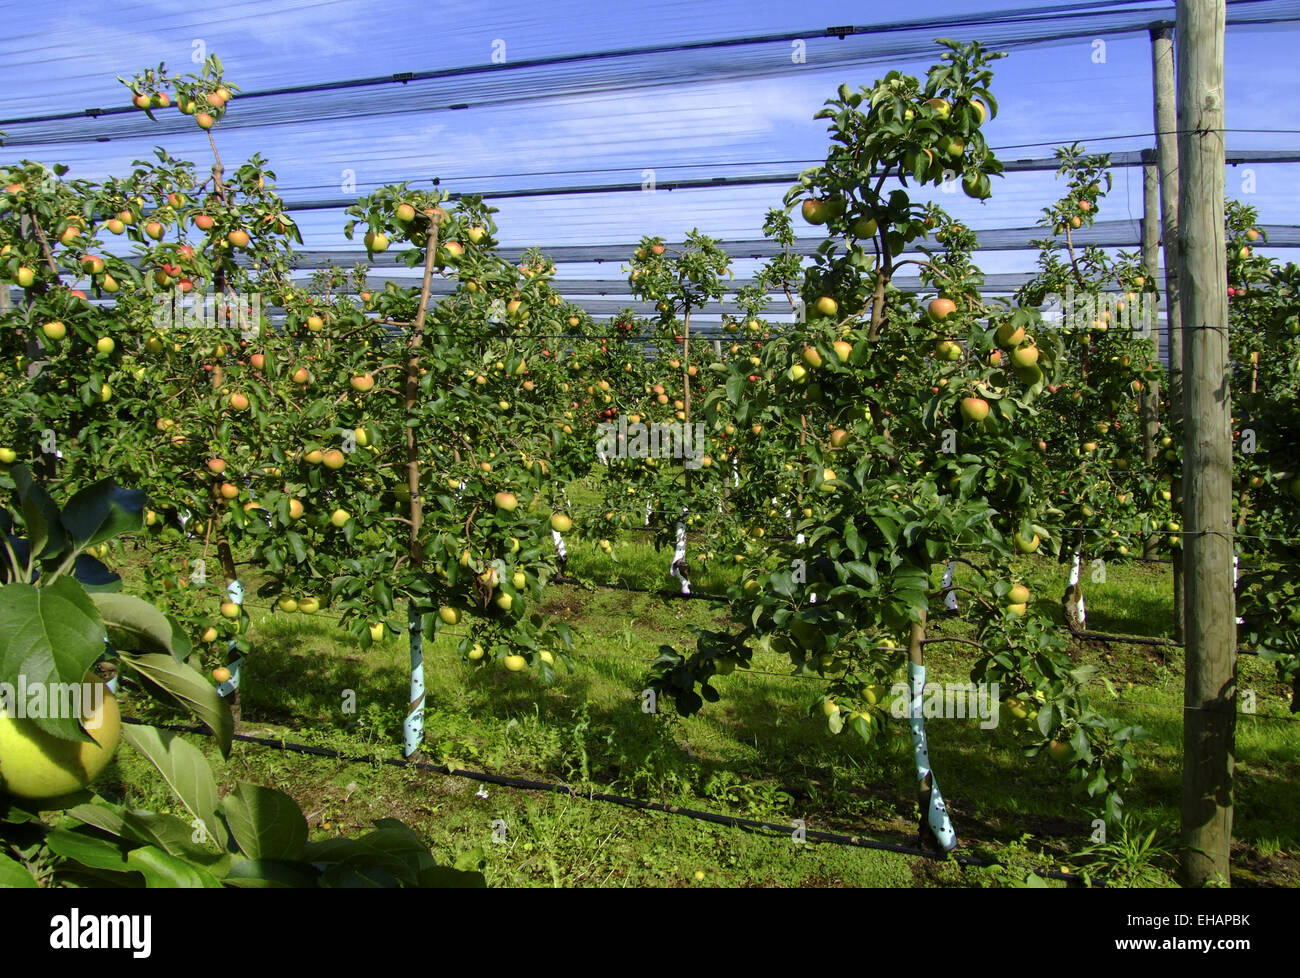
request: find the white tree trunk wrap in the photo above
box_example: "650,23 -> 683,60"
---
215,578 -> 243,698
404,605 -> 425,758
671,519 -> 690,594
942,560 -> 958,612
908,662 -> 957,851
1234,553 -> 1244,624
552,529 -> 567,561
793,517 -> 816,605
1068,550 -> 1086,626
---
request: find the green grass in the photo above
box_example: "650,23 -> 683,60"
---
100,535 -> 1299,888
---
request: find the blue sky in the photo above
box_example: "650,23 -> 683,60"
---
2,0 -> 1297,284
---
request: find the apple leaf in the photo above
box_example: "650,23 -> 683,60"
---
45,826 -> 132,872
12,465 -> 63,560
221,783 -> 308,862
64,801 -> 132,840
73,553 -> 122,591
61,477 -> 147,549
224,858 -> 320,888
166,615 -> 193,664
121,809 -> 229,866
118,652 -> 233,758
92,592 -> 173,655
0,576 -> 106,739
120,724 -> 222,836
0,852 -> 38,887
127,845 -> 224,888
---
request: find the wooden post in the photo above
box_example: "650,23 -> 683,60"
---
1153,23 -> 1187,639
1140,161 -> 1162,559
1175,0 -> 1235,887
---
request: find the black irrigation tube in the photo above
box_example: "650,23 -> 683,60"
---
124,717 -> 1082,884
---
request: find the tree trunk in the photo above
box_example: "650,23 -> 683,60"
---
907,606 -> 956,852
672,302 -> 692,592
402,217 -> 439,758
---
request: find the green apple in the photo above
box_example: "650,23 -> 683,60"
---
0,682 -> 121,799
1010,345 -> 1039,368
850,216 -> 878,238
813,296 -> 838,318
1013,532 -> 1041,554
1003,698 -> 1029,720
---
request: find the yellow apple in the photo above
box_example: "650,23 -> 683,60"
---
0,681 -> 121,799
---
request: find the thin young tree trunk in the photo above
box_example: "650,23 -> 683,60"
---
402,216 -> 439,758
907,606 -> 956,852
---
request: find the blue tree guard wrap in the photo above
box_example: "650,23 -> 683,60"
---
404,607 -> 425,757
908,662 -> 958,852
216,579 -> 243,698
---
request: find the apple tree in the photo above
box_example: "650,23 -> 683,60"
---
648,43 -> 1142,845
1015,146 -> 1166,629
1224,202 -> 1300,710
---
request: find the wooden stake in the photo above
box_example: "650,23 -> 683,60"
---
1153,23 -> 1187,640
1141,161 -> 1162,559
1175,0 -> 1235,887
